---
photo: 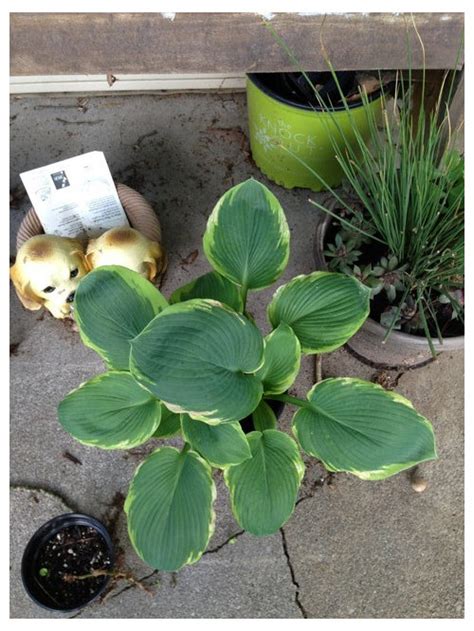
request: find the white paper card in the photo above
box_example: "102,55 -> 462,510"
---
20,151 -> 129,239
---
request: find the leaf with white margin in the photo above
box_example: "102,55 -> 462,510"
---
224,430 -> 304,535
181,414 -> 251,468
268,271 -> 370,354
293,378 -> 437,480
130,299 -> 264,424
255,323 -> 301,394
75,266 -> 168,370
170,270 -> 243,312
58,371 -> 161,449
125,446 -> 216,571
203,178 -> 290,291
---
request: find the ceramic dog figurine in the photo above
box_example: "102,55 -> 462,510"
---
86,227 -> 166,282
10,235 -> 90,319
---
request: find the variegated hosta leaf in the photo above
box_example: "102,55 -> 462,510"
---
256,323 -> 301,394
75,266 -> 168,370
58,371 -> 161,449
181,414 -> 251,469
252,400 -> 277,431
170,270 -> 243,312
203,179 -> 290,291
153,404 -> 181,439
293,378 -> 437,480
268,271 -> 370,354
130,299 -> 264,424
224,430 -> 305,535
125,447 -> 216,571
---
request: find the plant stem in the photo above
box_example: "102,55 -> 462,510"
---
314,355 -> 323,383
265,393 -> 312,409
240,284 -> 248,313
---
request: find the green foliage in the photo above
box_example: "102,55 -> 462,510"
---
264,20 -> 464,350
267,271 -> 370,353
130,299 -> 264,424
181,414 -> 251,469
308,70 -> 463,348
75,265 -> 168,370
251,400 -> 278,431
125,446 -> 216,571
293,378 -> 437,480
58,371 -> 161,449
203,178 -> 290,292
255,323 -> 301,394
170,270 -> 243,312
58,178 -> 437,572
224,430 -> 305,535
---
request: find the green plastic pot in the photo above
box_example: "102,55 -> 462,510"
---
247,74 -> 383,191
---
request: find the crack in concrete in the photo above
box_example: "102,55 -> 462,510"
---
345,342 -> 435,371
280,527 -> 308,619
73,569 -> 160,616
9,482 -> 78,512
105,569 -> 159,601
296,470 -> 337,507
204,530 -> 245,554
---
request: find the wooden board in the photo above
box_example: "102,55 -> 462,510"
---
10,12 -> 464,76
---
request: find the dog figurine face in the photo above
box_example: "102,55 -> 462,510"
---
10,235 -> 89,319
86,227 -> 166,281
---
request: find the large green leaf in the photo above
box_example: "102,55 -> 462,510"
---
224,430 -> 304,535
203,179 -> 290,291
58,371 -> 161,449
255,323 -> 301,394
75,266 -> 168,370
293,378 -> 437,480
125,446 -> 216,571
170,271 -> 243,312
181,414 -> 251,468
268,271 -> 370,354
130,299 -> 264,424
153,404 -> 181,439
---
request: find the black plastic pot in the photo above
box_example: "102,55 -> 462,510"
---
247,71 -> 382,111
240,398 -> 285,434
21,513 -> 114,612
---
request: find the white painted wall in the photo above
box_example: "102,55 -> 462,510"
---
10,73 -> 247,95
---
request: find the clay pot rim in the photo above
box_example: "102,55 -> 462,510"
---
15,182 -> 162,252
313,212 -> 464,351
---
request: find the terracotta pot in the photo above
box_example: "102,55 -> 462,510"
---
16,182 -> 163,251
314,214 -> 464,369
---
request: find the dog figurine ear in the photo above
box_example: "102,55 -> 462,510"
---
84,238 -> 97,271
143,241 -> 167,281
10,263 -> 44,311
69,238 -> 92,272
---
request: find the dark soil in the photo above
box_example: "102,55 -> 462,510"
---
33,525 -> 112,610
324,218 -> 464,338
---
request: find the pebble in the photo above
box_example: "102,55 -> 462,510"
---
411,477 -> 428,493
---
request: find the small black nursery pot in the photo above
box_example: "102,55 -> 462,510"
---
21,513 -> 114,612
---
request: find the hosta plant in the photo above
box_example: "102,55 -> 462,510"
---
58,178 -> 437,572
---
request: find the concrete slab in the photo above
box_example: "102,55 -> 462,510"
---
282,351 -> 464,618
75,531 -> 301,619
10,92 -> 463,618
10,486 -> 73,618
